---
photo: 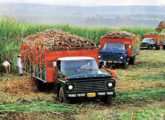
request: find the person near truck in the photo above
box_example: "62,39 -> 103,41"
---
102,65 -> 117,79
160,41 -> 163,50
17,54 -> 23,76
1,60 -> 11,73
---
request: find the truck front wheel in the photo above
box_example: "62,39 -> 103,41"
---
34,77 -> 45,92
58,87 -> 70,103
129,56 -> 135,65
101,96 -> 112,105
122,62 -> 128,69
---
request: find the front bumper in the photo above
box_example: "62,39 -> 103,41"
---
67,91 -> 114,98
99,60 -> 123,64
140,46 -> 148,49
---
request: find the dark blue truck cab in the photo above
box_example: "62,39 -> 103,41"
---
99,42 -> 128,68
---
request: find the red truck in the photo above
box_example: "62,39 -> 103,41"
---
140,34 -> 160,50
20,33 -> 115,104
99,34 -> 140,68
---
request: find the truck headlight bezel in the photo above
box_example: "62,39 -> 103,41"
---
120,56 -> 124,59
68,84 -> 74,90
107,82 -> 113,87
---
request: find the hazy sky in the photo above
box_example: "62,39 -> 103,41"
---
0,0 -> 165,6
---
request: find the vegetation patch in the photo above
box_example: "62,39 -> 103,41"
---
116,88 -> 165,103
0,101 -> 74,113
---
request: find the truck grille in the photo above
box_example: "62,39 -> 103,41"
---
102,53 -> 121,61
141,43 -> 147,47
74,79 -> 107,92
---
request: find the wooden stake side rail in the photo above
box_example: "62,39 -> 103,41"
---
21,42 -> 99,83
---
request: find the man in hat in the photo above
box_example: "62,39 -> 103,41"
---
17,54 -> 23,76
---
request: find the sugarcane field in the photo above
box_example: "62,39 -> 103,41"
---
0,2 -> 165,120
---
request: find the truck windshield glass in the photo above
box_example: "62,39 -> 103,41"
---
103,42 -> 126,50
61,60 -> 99,76
142,38 -> 155,43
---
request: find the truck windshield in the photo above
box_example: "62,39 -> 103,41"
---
103,42 -> 126,50
61,59 -> 99,76
142,38 -> 155,43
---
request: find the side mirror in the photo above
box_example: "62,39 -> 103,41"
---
53,61 -> 57,67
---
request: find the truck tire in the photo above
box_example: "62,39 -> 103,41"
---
122,62 -> 128,69
58,87 -> 70,104
148,45 -> 152,50
129,56 -> 135,65
101,96 -> 112,105
156,46 -> 160,50
34,78 -> 45,92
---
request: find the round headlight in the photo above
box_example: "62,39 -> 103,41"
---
98,55 -> 101,58
68,85 -> 73,90
120,56 -> 123,59
108,82 -> 113,87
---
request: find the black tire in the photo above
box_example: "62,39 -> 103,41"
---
58,87 -> 70,104
34,77 -> 46,92
156,46 -> 160,50
101,96 -> 113,105
129,56 -> 135,65
122,62 -> 128,69
148,45 -> 152,50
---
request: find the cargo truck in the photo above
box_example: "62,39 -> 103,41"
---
140,34 -> 160,50
20,29 -> 116,104
99,31 -> 140,69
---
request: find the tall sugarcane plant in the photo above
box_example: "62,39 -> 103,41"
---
0,17 -> 155,72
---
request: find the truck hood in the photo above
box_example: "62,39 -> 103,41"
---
141,41 -> 155,45
99,49 -> 127,54
67,70 -> 111,79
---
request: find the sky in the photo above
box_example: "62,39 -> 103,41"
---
0,0 -> 165,6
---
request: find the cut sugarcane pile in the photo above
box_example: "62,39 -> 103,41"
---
156,21 -> 165,33
101,31 -> 135,39
144,32 -> 158,36
22,29 -> 95,50
101,31 -> 140,52
159,33 -> 165,41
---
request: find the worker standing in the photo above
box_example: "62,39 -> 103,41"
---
17,55 -> 23,76
160,41 -> 163,50
2,60 -> 11,73
102,65 -> 117,79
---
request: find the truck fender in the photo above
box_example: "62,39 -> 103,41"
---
57,83 -> 62,98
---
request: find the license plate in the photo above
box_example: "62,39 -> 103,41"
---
87,92 -> 96,97
108,61 -> 112,63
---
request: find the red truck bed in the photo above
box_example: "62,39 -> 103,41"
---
21,42 -> 99,83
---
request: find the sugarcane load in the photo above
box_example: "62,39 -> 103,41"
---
22,29 -> 95,50
21,29 -> 116,104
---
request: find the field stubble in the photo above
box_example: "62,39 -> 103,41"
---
0,50 -> 165,120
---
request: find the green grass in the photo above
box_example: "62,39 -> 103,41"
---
110,108 -> 165,120
0,101 -> 74,112
116,88 -> 165,103
138,73 -> 165,81
85,108 -> 165,120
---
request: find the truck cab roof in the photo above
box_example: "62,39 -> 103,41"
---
58,56 -> 95,61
